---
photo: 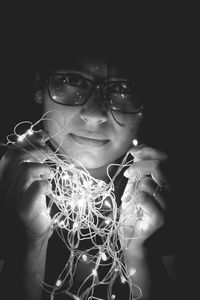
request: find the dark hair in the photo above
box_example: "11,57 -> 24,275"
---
33,31 -> 151,99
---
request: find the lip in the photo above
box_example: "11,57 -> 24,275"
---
69,133 -> 110,147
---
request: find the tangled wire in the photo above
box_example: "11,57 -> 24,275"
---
2,111 -> 143,300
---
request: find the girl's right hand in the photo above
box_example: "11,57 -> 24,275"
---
0,131 -> 54,243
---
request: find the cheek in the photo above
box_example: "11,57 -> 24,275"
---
113,129 -> 136,154
42,101 -> 73,137
113,116 -> 143,151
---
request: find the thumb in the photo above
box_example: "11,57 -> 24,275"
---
21,179 -> 52,218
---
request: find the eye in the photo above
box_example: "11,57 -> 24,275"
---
64,73 -> 90,89
109,82 -> 136,94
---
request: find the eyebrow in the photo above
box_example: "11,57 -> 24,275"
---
54,67 -> 132,82
53,73 -> 134,84
53,64 -> 88,73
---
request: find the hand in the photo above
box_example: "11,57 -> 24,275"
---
0,131 -> 53,243
119,144 -> 170,250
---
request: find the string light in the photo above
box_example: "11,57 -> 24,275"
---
55,279 -> 62,287
92,269 -> 98,277
129,268 -> 136,276
2,111 -> 143,300
101,252 -> 108,261
121,276 -> 126,284
132,139 -> 138,146
82,254 -> 88,262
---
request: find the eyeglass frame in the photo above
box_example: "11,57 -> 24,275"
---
43,73 -> 144,115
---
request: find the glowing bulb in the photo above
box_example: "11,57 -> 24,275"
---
133,139 -> 138,146
129,268 -> 136,276
58,220 -> 65,227
92,269 -> 97,277
62,174 -> 69,180
53,218 -> 58,225
121,276 -> 126,283
105,219 -> 111,225
56,279 -> 62,287
77,198 -> 85,208
17,134 -> 25,142
82,254 -> 87,262
138,221 -> 149,232
27,128 -> 34,135
111,295 -> 116,299
104,200 -> 111,208
73,222 -> 79,229
23,159 -> 31,163
74,296 -> 80,300
101,252 -> 107,261
17,128 -> 34,143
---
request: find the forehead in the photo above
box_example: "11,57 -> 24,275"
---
58,58 -> 123,78
35,32 -> 145,83
41,52 -> 137,81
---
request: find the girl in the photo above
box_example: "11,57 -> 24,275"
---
0,39 -> 176,300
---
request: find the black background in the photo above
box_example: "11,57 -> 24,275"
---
0,2 -> 198,299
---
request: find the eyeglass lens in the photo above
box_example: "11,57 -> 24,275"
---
48,74 -> 144,124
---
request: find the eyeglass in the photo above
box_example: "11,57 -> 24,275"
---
45,73 -> 144,125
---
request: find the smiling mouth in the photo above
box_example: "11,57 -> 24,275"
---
70,134 -> 109,147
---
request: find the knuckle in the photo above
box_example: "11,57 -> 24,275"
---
19,162 -> 34,176
152,159 -> 163,172
152,159 -> 160,169
138,176 -> 152,190
32,179 -> 50,190
155,213 -> 165,227
137,191 -> 149,204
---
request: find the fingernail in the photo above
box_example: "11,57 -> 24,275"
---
121,190 -> 132,203
131,144 -> 143,153
124,169 -> 129,178
131,149 -> 141,155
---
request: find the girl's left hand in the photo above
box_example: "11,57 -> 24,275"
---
119,144 -> 171,249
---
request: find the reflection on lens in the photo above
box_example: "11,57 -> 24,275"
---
111,109 -> 143,126
109,93 -> 142,113
108,93 -> 144,125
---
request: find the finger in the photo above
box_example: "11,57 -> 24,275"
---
124,160 -> 170,190
21,146 -> 53,163
18,161 -> 53,179
129,145 -> 168,161
121,175 -> 139,203
19,179 -> 52,218
33,130 -> 50,143
26,179 -> 52,198
16,130 -> 47,146
136,191 -> 164,217
6,138 -> 53,163
7,162 -> 53,197
126,191 -> 165,223
137,176 -> 168,210
121,191 -> 165,232
121,175 -> 168,210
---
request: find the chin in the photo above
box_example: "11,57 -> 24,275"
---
76,157 -> 106,170
72,152 -> 110,169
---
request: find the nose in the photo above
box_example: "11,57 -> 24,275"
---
79,88 -> 108,125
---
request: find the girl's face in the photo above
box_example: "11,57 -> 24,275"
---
38,57 -> 143,178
